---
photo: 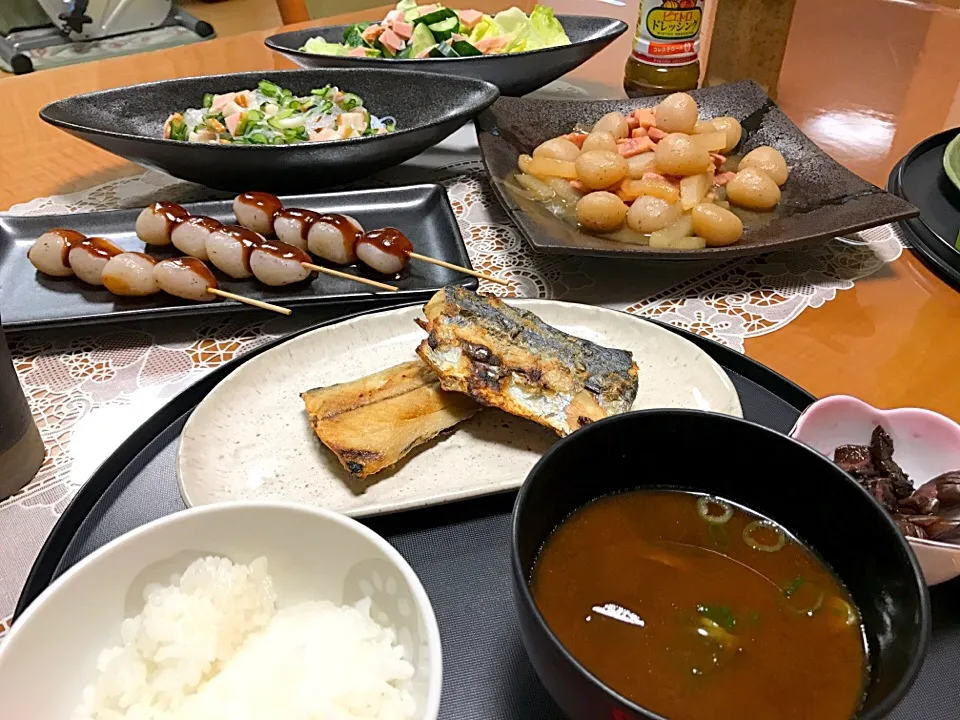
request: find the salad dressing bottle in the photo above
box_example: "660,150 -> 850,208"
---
623,0 -> 705,98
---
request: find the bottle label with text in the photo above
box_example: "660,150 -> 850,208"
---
632,0 -> 704,66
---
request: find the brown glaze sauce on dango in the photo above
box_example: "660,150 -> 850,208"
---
220,225 -> 264,272
72,237 -> 123,260
255,239 -> 312,263
125,252 -> 158,264
166,257 -> 219,288
182,216 -> 223,232
276,208 -> 323,241
316,214 -> 361,251
236,192 -> 283,218
150,201 -> 191,228
358,227 -> 413,259
52,228 -> 89,266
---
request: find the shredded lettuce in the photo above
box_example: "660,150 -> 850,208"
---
530,5 -> 569,47
467,14 -> 499,45
299,37 -> 349,55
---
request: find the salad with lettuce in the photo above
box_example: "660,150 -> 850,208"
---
163,80 -> 396,145
300,2 -> 570,59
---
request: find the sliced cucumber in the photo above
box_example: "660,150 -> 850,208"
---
451,40 -> 481,56
427,16 -> 459,41
416,8 -> 458,26
429,42 -> 459,58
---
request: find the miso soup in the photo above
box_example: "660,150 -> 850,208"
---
530,490 -> 868,719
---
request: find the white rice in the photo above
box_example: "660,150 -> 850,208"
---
75,557 -> 416,720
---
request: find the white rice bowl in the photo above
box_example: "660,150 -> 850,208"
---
0,503 -> 441,720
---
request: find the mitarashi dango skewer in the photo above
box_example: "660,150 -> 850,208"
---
233,191 -> 507,286
152,257 -> 290,314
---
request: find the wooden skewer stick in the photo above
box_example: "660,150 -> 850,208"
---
207,288 -> 292,315
406,252 -> 509,286
301,262 -> 399,292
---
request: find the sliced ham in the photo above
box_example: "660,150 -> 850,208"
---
714,171 -> 737,186
209,93 -> 236,113
630,127 -> 648,139
626,115 -> 640,131
565,133 -> 588,148
379,28 -> 405,55
384,9 -> 405,25
348,46 -> 369,57
224,112 -> 243,136
631,108 -> 657,129
647,126 -> 667,142
617,136 -> 656,157
474,35 -> 510,54
570,180 -> 586,192
361,23 -> 385,44
393,21 -> 414,40
309,128 -> 339,142
416,47 -> 433,58
458,9 -> 485,29
710,152 -> 727,169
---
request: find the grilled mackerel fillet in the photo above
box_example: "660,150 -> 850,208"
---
302,360 -> 479,478
415,287 -> 638,436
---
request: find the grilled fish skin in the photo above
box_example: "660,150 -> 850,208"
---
415,287 -> 639,436
302,360 -> 479,478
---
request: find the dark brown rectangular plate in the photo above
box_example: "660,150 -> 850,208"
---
476,80 -> 920,259
0,184 -> 477,331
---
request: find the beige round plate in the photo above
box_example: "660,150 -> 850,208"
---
178,300 -> 742,517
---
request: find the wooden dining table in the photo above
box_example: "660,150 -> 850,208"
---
1,0 -> 959,639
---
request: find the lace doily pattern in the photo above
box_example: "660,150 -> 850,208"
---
0,163 -> 902,639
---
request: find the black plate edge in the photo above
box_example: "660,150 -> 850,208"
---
264,16 -> 629,65
13,302 -> 814,618
39,68 -> 500,148
0,184 -> 479,332
892,126 -> 960,243
888,158 -> 960,290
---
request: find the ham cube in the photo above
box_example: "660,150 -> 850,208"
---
379,28 -> 405,54
475,35 -> 509,54
309,128 -> 339,142
392,21 -> 414,40
385,9 -> 405,25
348,47 -> 369,57
458,9 -> 485,29
210,93 -> 236,112
647,126 -> 667,141
224,112 -> 243,136
714,171 -> 737,186
617,136 -> 656,158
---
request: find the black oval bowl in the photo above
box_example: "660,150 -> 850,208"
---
39,68 -> 499,193
511,410 -> 930,720
264,15 -> 628,97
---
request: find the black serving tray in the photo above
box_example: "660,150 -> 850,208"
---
0,184 -> 477,331
887,128 -> 960,290
15,305 -> 960,720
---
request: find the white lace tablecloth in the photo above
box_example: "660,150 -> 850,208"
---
0,123 -> 905,641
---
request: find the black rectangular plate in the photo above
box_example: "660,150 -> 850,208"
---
477,80 -> 920,260
0,184 -> 477,331
14,306 -> 959,719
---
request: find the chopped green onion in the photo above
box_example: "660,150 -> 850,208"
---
169,119 -> 188,141
781,575 -> 805,599
280,88 -> 293,98
258,80 -> 280,97
202,93 -> 214,109
742,520 -> 786,552
696,604 -> 736,631
248,132 -> 268,144
244,109 -> 263,123
787,590 -> 824,618
311,84 -> 332,98
696,496 -> 733,525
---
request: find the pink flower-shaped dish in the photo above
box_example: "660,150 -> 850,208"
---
791,394 -> 960,585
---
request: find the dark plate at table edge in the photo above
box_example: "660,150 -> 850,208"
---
0,184 -> 478,332
14,301 -> 814,617
887,130 -> 960,290
476,83 -> 920,260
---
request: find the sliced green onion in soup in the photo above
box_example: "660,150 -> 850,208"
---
696,496 -> 733,525
742,520 -> 786,552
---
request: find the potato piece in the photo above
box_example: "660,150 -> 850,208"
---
726,167 -> 781,210
691,203 -> 744,246
650,234 -> 707,250
533,137 -> 581,162
632,177 -> 680,204
739,146 -> 789,186
690,132 -> 728,154
649,214 -> 695,247
626,151 -> 657,179
544,176 -> 583,204
592,112 -> 630,140
575,150 -> 628,190
654,133 -> 711,177
581,131 -> 618,154
518,154 -> 533,174
693,120 -> 717,134
577,191 -> 628,232
627,195 -> 682,233
711,116 -> 743,153
515,173 -> 555,201
528,156 -> 579,180
679,173 -> 712,211
654,93 -> 698,134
